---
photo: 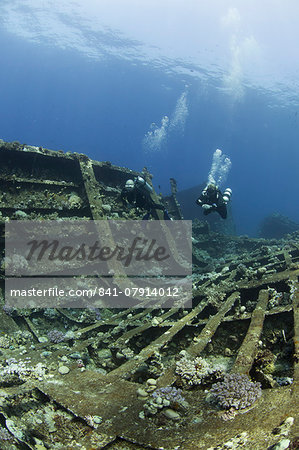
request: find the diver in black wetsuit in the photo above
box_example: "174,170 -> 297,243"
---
196,183 -> 232,219
121,176 -> 171,220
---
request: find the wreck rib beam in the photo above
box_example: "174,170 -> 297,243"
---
188,292 -> 240,358
108,300 -> 210,380
78,158 -> 103,219
233,289 -> 269,375
113,308 -> 179,347
157,293 -> 239,387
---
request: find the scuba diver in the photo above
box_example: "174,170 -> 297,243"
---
121,176 -> 171,220
196,183 -> 232,219
196,148 -> 232,219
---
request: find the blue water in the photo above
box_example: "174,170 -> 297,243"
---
1,16 -> 299,236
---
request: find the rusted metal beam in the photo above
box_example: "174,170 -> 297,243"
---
187,291 -> 240,357
108,300 -> 210,380
194,268 -> 299,299
72,308 -> 154,338
23,316 -> 41,342
157,293 -> 239,386
233,289 -> 269,375
78,158 -> 104,219
113,308 -> 179,347
0,176 -> 78,187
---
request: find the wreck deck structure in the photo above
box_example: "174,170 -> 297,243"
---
0,140 -> 298,449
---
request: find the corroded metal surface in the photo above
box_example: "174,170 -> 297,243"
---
0,140 -> 298,449
233,289 -> 269,375
188,292 -> 240,357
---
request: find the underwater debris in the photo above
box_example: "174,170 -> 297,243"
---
0,140 -> 298,449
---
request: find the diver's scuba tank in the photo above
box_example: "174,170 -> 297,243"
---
135,176 -> 153,193
223,188 -> 232,203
